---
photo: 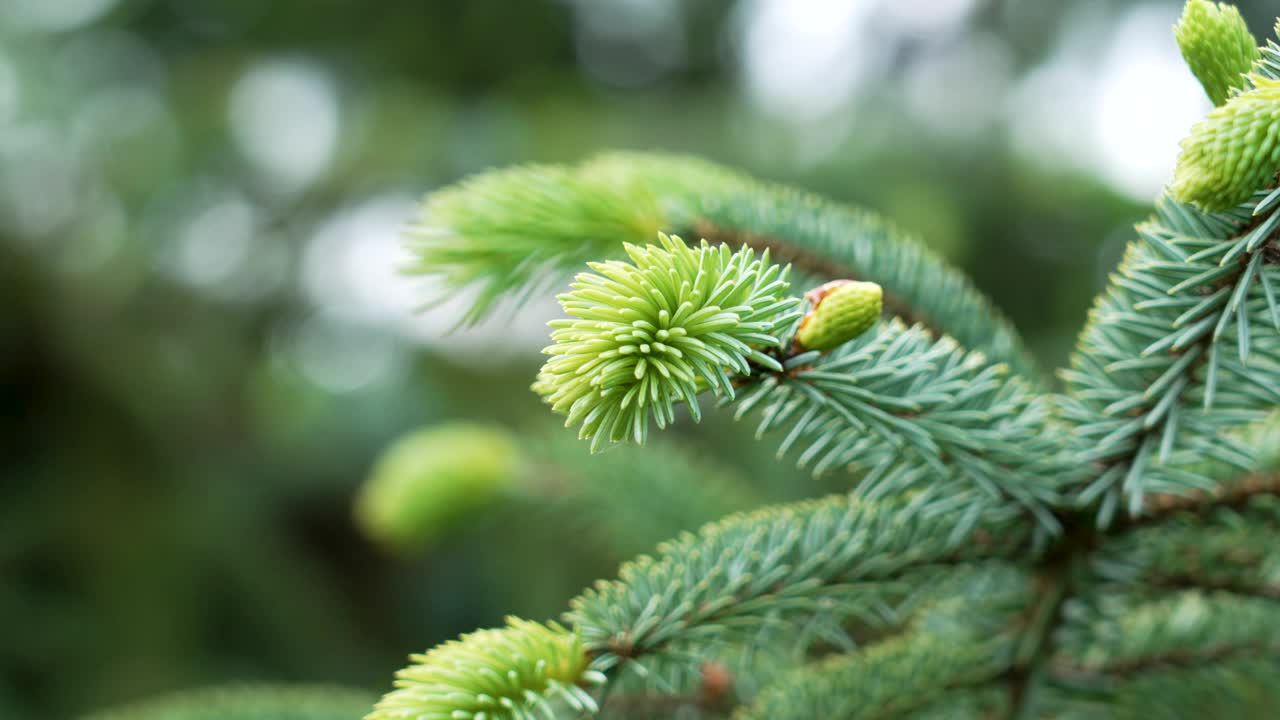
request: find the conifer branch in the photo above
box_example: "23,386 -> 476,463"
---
366,7 -> 1280,718
898,686 -> 1013,720
1119,471 -> 1280,525
1095,496 -> 1280,600
1050,589 -> 1280,681
532,236 -> 1064,532
565,494 -> 1033,677
408,153 -> 1042,380
1060,190 -> 1280,526
737,563 -> 1033,719
1041,655 -> 1280,719
366,617 -> 604,720
1065,34 -> 1280,526
733,319 -> 1076,532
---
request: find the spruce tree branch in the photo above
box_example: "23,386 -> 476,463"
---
1049,640 -> 1280,682
593,661 -> 737,718
1094,491 -> 1280,602
1142,574 -> 1280,602
364,18 -> 1280,719
1050,587 -> 1280,698
1040,653 -> 1280,718
737,563 -> 1035,720
367,618 -> 604,720
898,685 -> 1013,720
1002,514 -> 1097,720
731,320 -> 1075,533
1120,471 -> 1280,527
692,220 -> 933,333
1062,190 -> 1280,526
678,182 -> 1041,381
406,152 -> 1042,380
565,495 -> 1034,677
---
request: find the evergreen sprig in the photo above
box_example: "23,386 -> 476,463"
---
565,494 -> 1032,676
739,563 -> 1033,720
366,617 -> 604,720
734,319 -> 1075,532
1051,589 -> 1280,678
366,3 -> 1280,717
1060,192 -> 1280,525
1093,496 -> 1280,599
406,163 -> 662,323
1042,655 -> 1280,719
407,153 -> 1041,380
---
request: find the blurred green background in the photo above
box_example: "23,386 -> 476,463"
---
1,0 -> 1276,718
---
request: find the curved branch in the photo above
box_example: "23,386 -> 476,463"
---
1050,641 -> 1280,681
406,152 -> 1041,380
565,495 -> 1034,675
732,320 -> 1075,531
1061,191 -> 1280,526
737,563 -> 1035,720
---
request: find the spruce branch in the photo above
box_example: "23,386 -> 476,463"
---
406,153 -> 1041,380
533,245 -> 1070,531
737,563 -> 1034,720
1041,655 -> 1280,719
734,319 -> 1075,532
534,233 -> 1060,534
366,7 -> 1280,718
1060,191 -> 1280,525
406,163 -> 663,323
366,617 -> 604,720
565,494 -> 1033,678
1050,589 -> 1280,682
896,686 -> 1013,720
1094,496 -> 1280,600
1124,470 -> 1280,526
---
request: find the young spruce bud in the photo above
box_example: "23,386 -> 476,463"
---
795,280 -> 884,352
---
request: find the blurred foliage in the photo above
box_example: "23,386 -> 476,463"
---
1,0 -> 1276,719
355,423 -> 522,548
84,685 -> 377,720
